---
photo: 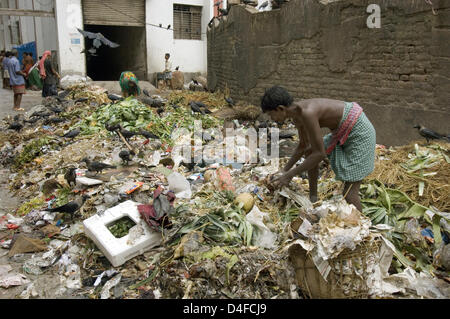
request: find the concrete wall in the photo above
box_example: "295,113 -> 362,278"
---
146,0 -> 214,81
55,0 -> 85,76
207,0 -> 450,146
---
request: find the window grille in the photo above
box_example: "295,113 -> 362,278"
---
173,4 -> 202,40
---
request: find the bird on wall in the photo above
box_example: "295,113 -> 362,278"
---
77,28 -> 120,56
414,125 -> 449,144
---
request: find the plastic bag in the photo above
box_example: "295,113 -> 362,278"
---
168,172 -> 191,199
245,206 -> 277,249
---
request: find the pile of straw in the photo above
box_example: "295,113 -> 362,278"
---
368,141 -> 449,212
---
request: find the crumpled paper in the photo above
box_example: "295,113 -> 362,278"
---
0,265 -> 30,288
310,200 -> 372,260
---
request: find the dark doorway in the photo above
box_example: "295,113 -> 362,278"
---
84,25 -> 147,81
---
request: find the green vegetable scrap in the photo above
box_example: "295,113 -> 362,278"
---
75,97 -> 223,144
107,217 -> 136,238
13,137 -> 50,168
170,191 -> 253,247
16,197 -> 46,216
54,188 -> 73,208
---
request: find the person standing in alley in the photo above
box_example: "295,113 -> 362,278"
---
164,53 -> 173,90
40,51 -> 60,97
22,52 -> 34,88
6,49 -> 27,111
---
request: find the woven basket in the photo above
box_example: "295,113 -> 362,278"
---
289,238 -> 381,299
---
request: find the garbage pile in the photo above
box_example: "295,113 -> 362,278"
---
0,84 -> 448,299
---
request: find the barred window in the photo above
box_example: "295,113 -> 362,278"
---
173,4 -> 202,40
10,20 -> 20,45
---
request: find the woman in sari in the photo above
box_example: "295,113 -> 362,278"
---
40,51 -> 60,97
27,61 -> 43,90
119,71 -> 141,97
22,53 -> 34,88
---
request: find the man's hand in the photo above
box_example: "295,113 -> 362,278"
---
270,171 -> 294,189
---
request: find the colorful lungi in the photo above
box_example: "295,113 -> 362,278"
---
12,84 -> 26,94
323,102 -> 376,182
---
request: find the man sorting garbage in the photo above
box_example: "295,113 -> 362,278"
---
261,86 -> 376,212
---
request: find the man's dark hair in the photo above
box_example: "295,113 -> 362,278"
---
165,53 -> 170,58
5,51 -> 12,57
261,85 -> 293,112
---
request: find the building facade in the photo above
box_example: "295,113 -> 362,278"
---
55,0 -> 217,82
1,0 -> 217,82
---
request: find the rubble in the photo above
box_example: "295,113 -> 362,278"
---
0,83 -> 448,299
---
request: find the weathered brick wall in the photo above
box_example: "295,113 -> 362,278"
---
207,0 -> 450,146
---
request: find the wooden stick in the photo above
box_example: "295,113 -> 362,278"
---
116,131 -> 136,154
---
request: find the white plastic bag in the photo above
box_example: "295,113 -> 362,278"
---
168,172 -> 192,199
245,206 -> 277,249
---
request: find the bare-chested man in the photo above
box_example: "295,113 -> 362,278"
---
261,86 -> 376,211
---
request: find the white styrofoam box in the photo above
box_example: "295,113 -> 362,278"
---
83,200 -> 161,267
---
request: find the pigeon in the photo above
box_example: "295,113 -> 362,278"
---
40,112 -> 53,119
24,117 -> 39,124
31,110 -> 52,118
63,128 -> 81,139
75,97 -> 88,103
77,28 -> 120,56
64,167 -> 77,187
119,150 -> 135,165
167,24 -> 171,30
190,101 -> 205,115
30,110 -> 45,118
105,123 -> 121,132
45,117 -> 66,125
194,101 -> 208,108
8,122 -> 23,132
258,1 -> 269,10
157,108 -> 165,116
47,195 -> 89,216
151,99 -> 165,108
192,79 -> 199,86
225,96 -> 235,106
82,158 -> 116,174
139,130 -> 160,140
214,1 -> 223,6
143,89 -> 151,97
414,125 -> 449,143
48,106 -> 63,114
108,94 -> 123,102
159,24 -> 162,28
